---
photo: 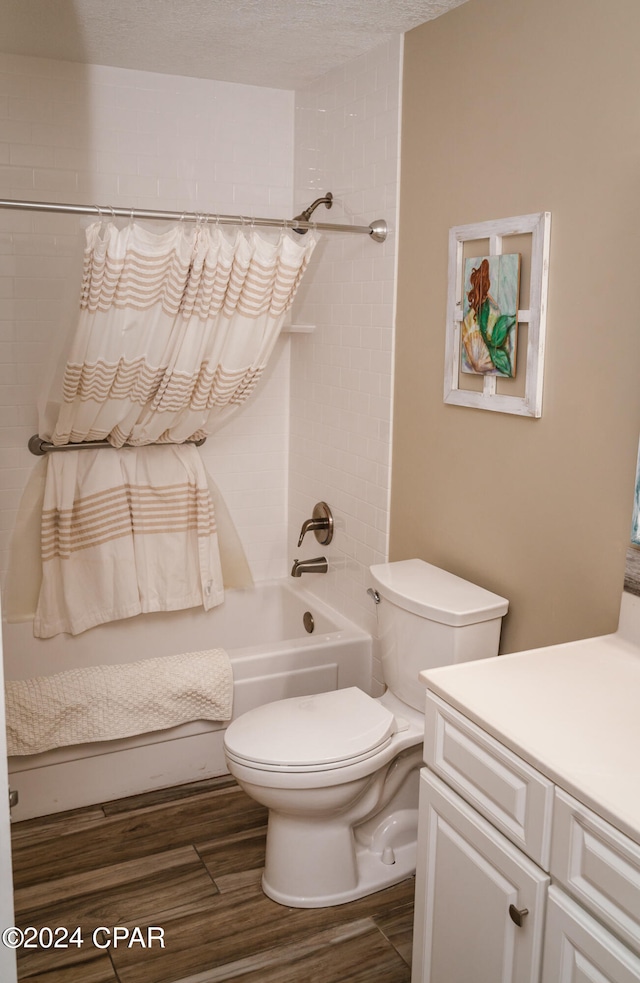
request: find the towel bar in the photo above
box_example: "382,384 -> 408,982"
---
28,434 -> 207,456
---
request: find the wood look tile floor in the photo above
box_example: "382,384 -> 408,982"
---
10,776 -> 415,982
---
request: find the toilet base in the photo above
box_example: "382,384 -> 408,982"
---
262,806 -> 418,908
226,708 -> 424,909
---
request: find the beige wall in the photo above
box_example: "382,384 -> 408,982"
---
392,0 -> 640,652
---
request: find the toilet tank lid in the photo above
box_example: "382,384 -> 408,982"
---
370,559 -> 509,626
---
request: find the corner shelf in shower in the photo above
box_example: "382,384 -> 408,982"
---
282,323 -> 316,333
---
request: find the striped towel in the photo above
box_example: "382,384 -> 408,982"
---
5,649 -> 233,756
33,443 -> 224,638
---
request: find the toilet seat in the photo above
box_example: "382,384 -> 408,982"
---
224,687 -> 397,773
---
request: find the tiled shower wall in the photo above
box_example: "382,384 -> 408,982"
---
291,39 -> 402,677
0,54 -> 295,598
0,43 -> 402,678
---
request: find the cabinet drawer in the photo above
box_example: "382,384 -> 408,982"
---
543,886 -> 640,983
424,693 -> 554,869
551,788 -> 640,955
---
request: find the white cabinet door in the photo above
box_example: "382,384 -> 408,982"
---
0,613 -> 17,983
542,886 -> 640,983
412,769 -> 549,983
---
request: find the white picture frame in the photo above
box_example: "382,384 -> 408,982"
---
443,211 -> 551,417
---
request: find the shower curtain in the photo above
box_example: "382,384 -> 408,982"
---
49,219 -> 316,446
8,219 -> 317,637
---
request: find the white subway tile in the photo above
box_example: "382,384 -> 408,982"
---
0,43 -> 401,643
0,486 -> 22,514
290,37 -> 401,630
76,172 -> 119,199
96,149 -> 139,175
9,96 -> 54,124
0,164 -> 35,189
115,129 -> 159,157
33,169 -> 79,194
0,56 -> 296,602
116,173 -> 160,198
1,119 -> 32,144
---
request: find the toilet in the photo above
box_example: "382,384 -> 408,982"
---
223,558 -> 508,908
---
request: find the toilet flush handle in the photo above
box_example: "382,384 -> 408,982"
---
367,587 -> 380,604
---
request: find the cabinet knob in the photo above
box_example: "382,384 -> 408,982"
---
508,904 -> 529,927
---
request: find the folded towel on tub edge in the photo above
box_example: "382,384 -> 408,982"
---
5,649 -> 233,756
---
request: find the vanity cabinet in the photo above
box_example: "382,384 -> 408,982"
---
543,886 -> 640,983
412,768 -> 548,983
412,692 -> 640,983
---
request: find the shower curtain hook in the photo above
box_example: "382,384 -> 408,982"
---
95,205 -> 109,238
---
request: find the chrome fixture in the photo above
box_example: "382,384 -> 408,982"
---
291,556 -> 328,577
297,502 -> 334,547
367,587 -> 381,604
292,192 -> 333,234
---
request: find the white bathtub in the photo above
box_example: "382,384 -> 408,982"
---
5,581 -> 372,820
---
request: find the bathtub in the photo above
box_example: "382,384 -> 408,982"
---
4,581 -> 372,820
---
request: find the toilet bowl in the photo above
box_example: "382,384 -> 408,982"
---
224,559 -> 509,908
225,687 -> 424,907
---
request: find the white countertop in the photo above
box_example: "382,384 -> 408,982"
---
420,592 -> 640,846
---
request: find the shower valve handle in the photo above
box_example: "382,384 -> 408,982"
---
297,502 -> 334,546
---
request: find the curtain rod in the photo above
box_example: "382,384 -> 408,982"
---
0,198 -> 387,242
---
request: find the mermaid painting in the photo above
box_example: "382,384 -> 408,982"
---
461,254 -> 520,377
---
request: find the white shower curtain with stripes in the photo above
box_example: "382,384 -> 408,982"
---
21,220 -> 317,637
52,220 -> 317,446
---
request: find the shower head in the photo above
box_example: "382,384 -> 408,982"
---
292,192 -> 333,234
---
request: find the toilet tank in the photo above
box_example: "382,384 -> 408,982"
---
369,559 -> 509,711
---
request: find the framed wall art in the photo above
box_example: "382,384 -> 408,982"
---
443,212 -> 551,417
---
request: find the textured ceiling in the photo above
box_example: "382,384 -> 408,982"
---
0,0 -> 468,89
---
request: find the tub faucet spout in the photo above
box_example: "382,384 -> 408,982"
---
291,556 -> 328,577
